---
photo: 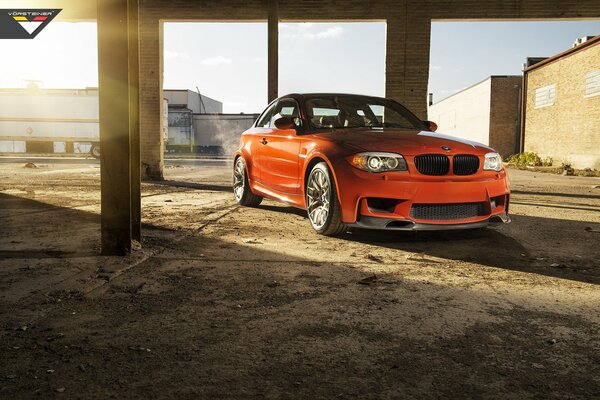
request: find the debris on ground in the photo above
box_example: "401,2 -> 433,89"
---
129,346 -> 151,352
406,252 -> 426,260
584,227 -> 600,233
366,254 -> 384,263
562,165 -> 574,176
358,275 -> 378,285
550,263 -> 566,269
243,238 -> 262,244
266,280 -> 279,288
23,162 -> 37,169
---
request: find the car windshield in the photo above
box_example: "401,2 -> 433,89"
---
305,95 -> 425,130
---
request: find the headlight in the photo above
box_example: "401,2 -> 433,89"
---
484,152 -> 503,171
350,152 -> 407,173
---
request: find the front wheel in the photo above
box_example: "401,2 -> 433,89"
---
233,157 -> 262,207
306,162 -> 346,235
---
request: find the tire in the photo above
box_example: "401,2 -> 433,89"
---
233,157 -> 263,207
305,162 -> 346,235
90,143 -> 101,159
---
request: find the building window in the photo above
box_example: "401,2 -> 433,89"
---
534,84 -> 556,109
585,70 -> 600,98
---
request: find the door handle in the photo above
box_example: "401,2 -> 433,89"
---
260,138 -> 268,145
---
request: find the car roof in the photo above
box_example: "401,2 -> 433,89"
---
279,93 -> 388,101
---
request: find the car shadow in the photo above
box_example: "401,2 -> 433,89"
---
249,202 -> 600,285
257,203 -> 308,218
341,213 -> 600,285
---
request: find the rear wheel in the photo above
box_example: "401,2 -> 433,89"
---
90,143 -> 101,159
233,157 -> 262,207
306,162 -> 346,235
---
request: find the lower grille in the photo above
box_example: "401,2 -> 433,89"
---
414,154 -> 450,175
410,202 -> 486,220
453,155 -> 480,175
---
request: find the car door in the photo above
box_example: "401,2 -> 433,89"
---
247,101 -> 278,183
259,99 -> 302,194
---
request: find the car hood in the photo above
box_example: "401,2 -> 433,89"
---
313,128 -> 494,156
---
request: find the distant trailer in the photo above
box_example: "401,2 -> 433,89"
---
0,87 -> 101,158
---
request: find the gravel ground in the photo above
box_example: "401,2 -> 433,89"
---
0,162 -> 599,399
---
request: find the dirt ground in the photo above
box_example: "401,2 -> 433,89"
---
0,161 -> 599,399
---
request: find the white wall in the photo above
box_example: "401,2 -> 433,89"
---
428,78 -> 491,146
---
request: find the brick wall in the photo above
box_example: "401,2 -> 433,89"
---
489,76 -> 522,158
524,41 -> 600,169
136,0 -> 600,179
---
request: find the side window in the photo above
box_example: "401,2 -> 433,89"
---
255,102 -> 278,128
270,99 -> 300,127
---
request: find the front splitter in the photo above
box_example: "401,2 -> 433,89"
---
348,212 -> 511,231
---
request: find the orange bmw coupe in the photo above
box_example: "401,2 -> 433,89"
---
233,93 -> 510,235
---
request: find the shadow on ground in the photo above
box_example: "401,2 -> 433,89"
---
0,192 -> 599,398
153,180 -> 232,193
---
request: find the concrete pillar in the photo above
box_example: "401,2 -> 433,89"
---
385,13 -> 431,120
268,0 -> 278,102
97,0 -> 139,254
139,16 -> 164,181
128,0 -> 141,242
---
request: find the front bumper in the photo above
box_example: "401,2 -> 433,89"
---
331,158 -> 511,228
348,212 -> 511,231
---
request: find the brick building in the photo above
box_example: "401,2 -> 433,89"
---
522,35 -> 600,169
428,76 -> 522,158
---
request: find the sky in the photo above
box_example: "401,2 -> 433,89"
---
163,22 -> 386,113
0,20 -> 598,113
430,21 -> 600,102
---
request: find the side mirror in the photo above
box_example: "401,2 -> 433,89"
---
274,116 -> 299,130
423,120 -> 438,132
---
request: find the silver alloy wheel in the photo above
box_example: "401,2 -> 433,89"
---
233,158 -> 245,201
91,145 -> 101,158
306,168 -> 330,230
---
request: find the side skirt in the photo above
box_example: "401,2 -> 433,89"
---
249,179 -> 306,209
